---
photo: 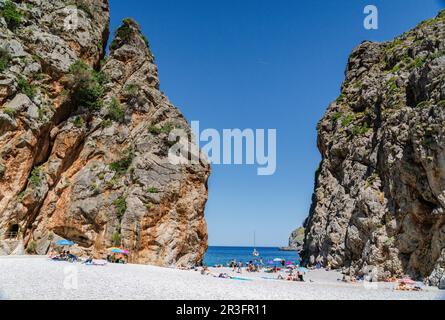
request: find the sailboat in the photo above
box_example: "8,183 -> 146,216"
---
252,231 -> 260,257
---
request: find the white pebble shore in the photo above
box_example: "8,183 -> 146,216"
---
0,256 -> 444,300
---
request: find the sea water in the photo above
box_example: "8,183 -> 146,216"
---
203,246 -> 300,266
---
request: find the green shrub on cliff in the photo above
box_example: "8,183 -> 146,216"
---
386,78 -> 399,95
341,114 -> 354,127
112,231 -> 121,246
351,122 -> 370,136
26,241 -> 37,254
17,76 -> 36,99
0,1 -> 23,30
29,167 -> 42,187
124,83 -> 139,96
71,116 -> 85,128
113,196 -> 127,220
148,123 -> 176,136
0,163 -> 5,178
68,60 -> 107,111
110,21 -> 134,51
147,187 -> 159,193
416,101 -> 429,109
0,48 -> 11,73
332,111 -> 342,122
69,0 -> 92,17
3,106 -> 17,118
109,150 -> 134,175
105,98 -> 126,123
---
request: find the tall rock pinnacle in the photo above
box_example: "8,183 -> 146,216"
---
0,0 -> 210,266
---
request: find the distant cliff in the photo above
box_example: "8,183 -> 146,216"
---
282,227 -> 304,251
0,0 -> 210,267
302,10 -> 445,287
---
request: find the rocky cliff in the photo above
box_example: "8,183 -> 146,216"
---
0,0 -> 210,267
303,10 -> 445,286
280,227 -> 304,251
288,227 -> 305,249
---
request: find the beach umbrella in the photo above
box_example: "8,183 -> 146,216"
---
273,258 -> 283,262
108,247 -> 129,255
298,267 -> 309,273
55,240 -> 74,246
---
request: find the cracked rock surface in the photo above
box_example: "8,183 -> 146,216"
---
0,0 -> 209,267
302,10 -> 445,286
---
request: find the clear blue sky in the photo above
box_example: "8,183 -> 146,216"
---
108,0 -> 444,247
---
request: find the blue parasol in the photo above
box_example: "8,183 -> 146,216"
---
55,239 -> 74,246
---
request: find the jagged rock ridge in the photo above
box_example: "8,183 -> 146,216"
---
0,0 -> 210,267
302,10 -> 445,286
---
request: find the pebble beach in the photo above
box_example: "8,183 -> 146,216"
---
0,256 -> 444,300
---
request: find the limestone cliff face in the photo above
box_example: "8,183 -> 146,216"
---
302,10 -> 445,286
288,227 -> 304,249
0,0 -> 209,266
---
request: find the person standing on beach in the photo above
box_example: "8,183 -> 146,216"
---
237,261 -> 243,273
231,259 -> 236,271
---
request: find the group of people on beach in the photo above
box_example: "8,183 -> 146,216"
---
48,250 -> 78,263
277,268 -> 305,282
228,259 -> 265,273
48,249 -> 127,266
197,257 -> 307,282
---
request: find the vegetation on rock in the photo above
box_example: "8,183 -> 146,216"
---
0,47 -> 11,73
68,60 -> 107,111
105,98 -> 126,123
0,1 -> 23,30
17,76 -> 36,99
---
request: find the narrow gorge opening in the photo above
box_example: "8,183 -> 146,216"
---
5,223 -> 19,239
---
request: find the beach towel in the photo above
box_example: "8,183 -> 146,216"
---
261,277 -> 279,280
85,260 -> 107,266
231,277 -> 253,281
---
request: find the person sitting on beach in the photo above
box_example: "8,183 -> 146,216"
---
326,261 -> 332,271
48,250 -> 59,260
247,261 -> 253,272
201,266 -> 210,276
66,251 -> 78,262
84,256 -> 94,264
297,271 -> 305,282
395,280 -> 422,292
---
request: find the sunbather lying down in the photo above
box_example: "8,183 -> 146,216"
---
277,273 -> 304,282
83,257 -> 107,266
395,283 -> 422,291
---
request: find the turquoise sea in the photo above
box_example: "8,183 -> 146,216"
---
203,246 -> 301,266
